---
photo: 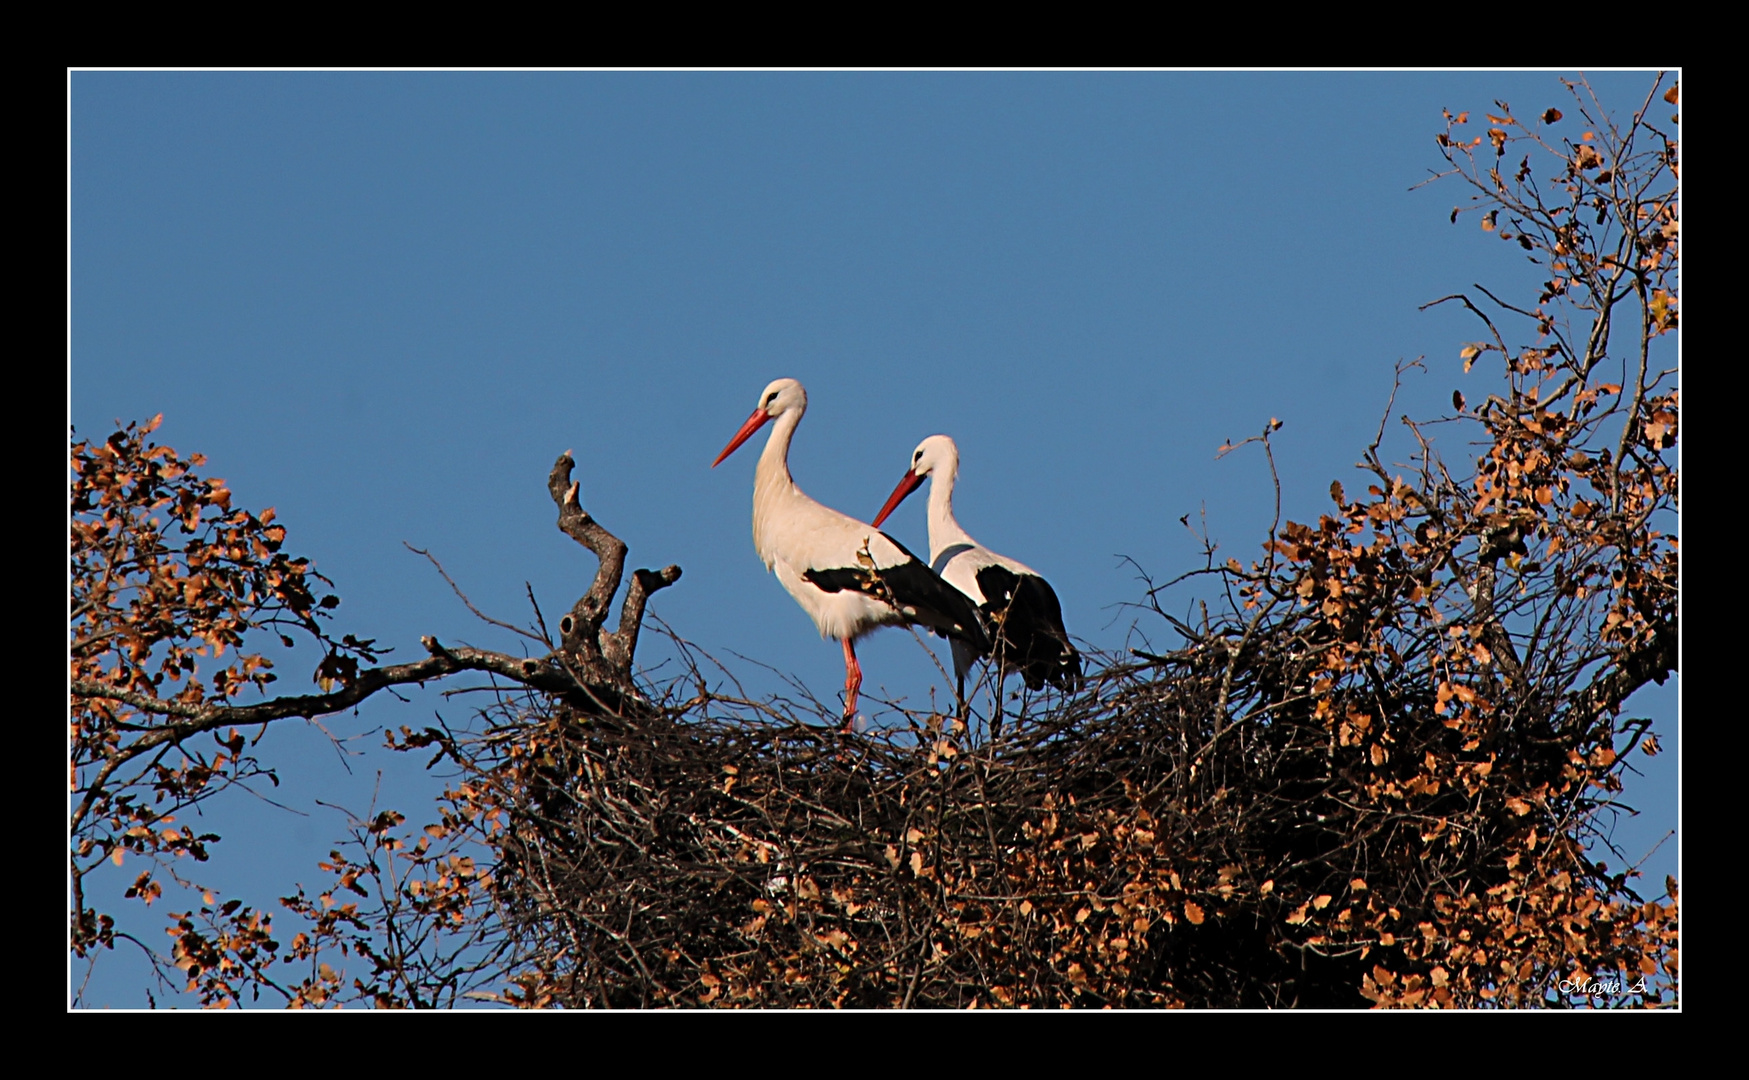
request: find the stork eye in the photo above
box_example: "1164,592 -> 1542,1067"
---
764,392 -> 778,407
913,451 -> 923,463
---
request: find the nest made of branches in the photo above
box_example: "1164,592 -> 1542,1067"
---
432,606 -> 1669,1009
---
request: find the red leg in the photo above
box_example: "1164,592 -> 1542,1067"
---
841,637 -> 862,732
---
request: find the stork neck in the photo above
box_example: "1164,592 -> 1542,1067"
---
754,407 -> 802,497
751,408 -> 806,566
926,464 -> 976,564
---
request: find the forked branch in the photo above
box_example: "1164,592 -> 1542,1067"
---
546,450 -> 682,697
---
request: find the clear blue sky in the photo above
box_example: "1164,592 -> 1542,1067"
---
69,70 -> 1678,1007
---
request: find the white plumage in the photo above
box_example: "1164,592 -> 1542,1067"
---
873,434 -> 1080,704
713,380 -> 986,729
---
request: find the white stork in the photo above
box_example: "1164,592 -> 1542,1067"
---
712,379 -> 988,731
872,434 -> 1081,712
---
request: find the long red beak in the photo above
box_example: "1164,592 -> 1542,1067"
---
712,408 -> 771,468
872,470 -> 925,528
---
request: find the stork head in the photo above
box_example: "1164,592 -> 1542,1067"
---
873,434 -> 958,527
713,378 -> 806,467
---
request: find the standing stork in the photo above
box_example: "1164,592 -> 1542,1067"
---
712,379 -> 988,732
872,435 -> 1080,716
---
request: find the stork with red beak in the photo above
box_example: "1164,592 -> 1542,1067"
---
873,434 -> 1080,711
713,379 -> 988,731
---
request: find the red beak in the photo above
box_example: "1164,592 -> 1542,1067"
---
712,408 -> 772,468
872,470 -> 925,528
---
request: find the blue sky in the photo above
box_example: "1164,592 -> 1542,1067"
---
70,70 -> 1677,1007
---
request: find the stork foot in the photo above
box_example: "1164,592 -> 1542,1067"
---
831,715 -> 862,767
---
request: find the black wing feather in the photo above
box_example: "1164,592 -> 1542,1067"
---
803,535 -> 988,649
972,565 -> 1080,692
